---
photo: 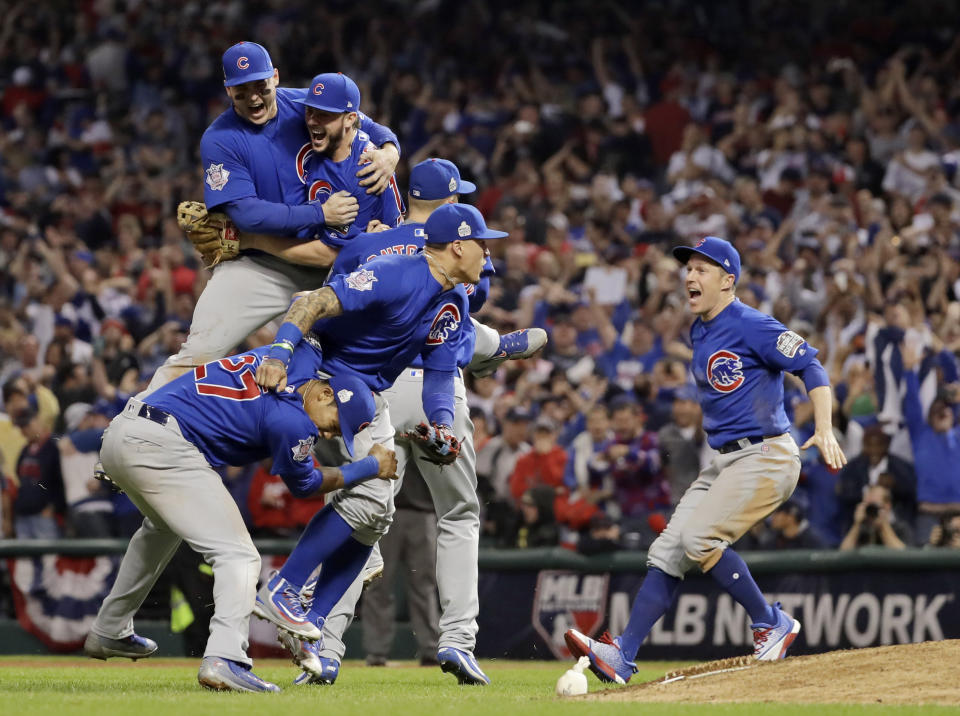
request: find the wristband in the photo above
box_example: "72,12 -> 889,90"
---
265,322 -> 303,367
340,455 -> 380,487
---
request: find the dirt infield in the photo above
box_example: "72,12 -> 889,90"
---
591,640 -> 960,705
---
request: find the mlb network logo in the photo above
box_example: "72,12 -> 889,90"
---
532,571 -> 609,659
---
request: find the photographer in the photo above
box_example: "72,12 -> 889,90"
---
839,484 -> 911,551
927,513 -> 960,549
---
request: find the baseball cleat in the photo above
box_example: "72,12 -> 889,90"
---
253,573 -> 323,641
277,629 -> 324,676
362,561 -> 385,589
197,656 -> 280,692
83,631 -> 158,661
563,629 -> 636,684
752,601 -> 801,660
292,657 -> 340,686
470,328 -> 548,377
437,647 -> 490,685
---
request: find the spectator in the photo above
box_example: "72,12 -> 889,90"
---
926,513 -> 960,549
247,459 -> 325,538
657,385 -> 706,506
509,417 -> 568,505
839,485 -> 912,550
58,401 -> 113,537
513,486 -> 559,549
758,499 -> 829,550
10,407 -> 65,538
577,512 -> 622,556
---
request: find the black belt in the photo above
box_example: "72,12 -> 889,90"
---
717,434 -> 781,454
138,404 -> 173,427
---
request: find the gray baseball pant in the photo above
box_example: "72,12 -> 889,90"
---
320,370 -> 479,661
92,398 -> 260,665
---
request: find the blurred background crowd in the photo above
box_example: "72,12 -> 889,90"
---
1,0 -> 960,564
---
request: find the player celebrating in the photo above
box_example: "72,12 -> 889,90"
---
250,204 -> 507,680
146,42 -> 400,390
292,159 -> 543,687
565,236 -> 846,684
84,345 -> 398,693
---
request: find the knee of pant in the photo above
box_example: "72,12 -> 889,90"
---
646,535 -> 683,579
350,522 -> 387,547
440,495 -> 480,524
680,528 -> 715,565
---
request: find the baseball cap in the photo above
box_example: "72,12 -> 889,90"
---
222,42 -> 275,87
424,204 -> 507,244
672,236 -> 741,283
409,158 -> 476,199
64,402 -> 92,432
293,72 -> 361,114
327,373 -> 376,458
505,406 -> 533,422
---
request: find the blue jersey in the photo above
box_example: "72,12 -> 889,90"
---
330,223 -> 485,368
305,129 -> 404,248
309,253 -> 468,390
200,87 -> 399,237
145,347 -> 327,495
690,300 -> 819,449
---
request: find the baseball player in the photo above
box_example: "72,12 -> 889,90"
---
83,343 -> 398,693
565,236 -> 846,684
250,204 -> 507,682
293,160 -> 541,687
146,42 -> 400,391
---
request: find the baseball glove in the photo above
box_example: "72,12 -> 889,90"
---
176,200 -> 239,268
399,421 -> 461,466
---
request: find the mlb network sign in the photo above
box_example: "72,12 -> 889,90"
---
520,569 -> 958,660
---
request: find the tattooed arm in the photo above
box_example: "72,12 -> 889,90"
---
255,287 -> 344,391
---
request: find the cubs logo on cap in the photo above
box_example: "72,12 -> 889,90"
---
293,72 -> 361,114
424,204 -> 508,244
222,42 -> 275,87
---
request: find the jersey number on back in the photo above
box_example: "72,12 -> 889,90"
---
194,355 -> 260,401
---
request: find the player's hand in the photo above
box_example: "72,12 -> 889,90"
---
320,191 -> 359,226
255,357 -> 288,392
365,219 -> 391,233
801,428 -> 847,471
357,145 -> 400,195
369,443 -> 399,480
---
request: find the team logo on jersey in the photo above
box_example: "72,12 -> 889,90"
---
237,56 -> 249,70
345,267 -> 377,291
426,303 -> 462,345
457,221 -> 472,238
531,571 -> 609,660
776,331 -> 805,358
706,350 -> 745,393
337,388 -> 353,404
291,435 -> 316,462
295,143 -> 313,184
205,163 -> 230,191
313,82 -> 325,95
309,179 -> 333,202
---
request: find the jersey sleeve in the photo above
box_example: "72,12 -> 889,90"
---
200,130 -> 258,209
358,113 -> 400,152
326,259 -> 400,313
263,401 -> 324,498
749,313 -> 819,373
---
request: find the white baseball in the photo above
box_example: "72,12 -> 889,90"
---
555,668 -> 588,697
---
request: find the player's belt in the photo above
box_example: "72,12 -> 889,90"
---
137,404 -> 174,427
716,433 -> 782,454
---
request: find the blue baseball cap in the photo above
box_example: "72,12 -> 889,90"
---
672,236 -> 741,283
424,204 -> 508,244
328,373 -> 375,457
409,158 -> 476,199
293,72 -> 361,113
222,42 -> 275,87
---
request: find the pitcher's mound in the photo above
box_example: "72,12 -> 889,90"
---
591,640 -> 960,704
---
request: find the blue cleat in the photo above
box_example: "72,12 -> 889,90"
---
83,631 -> 158,661
292,656 -> 340,686
277,629 -> 323,677
564,629 -> 636,685
253,572 -> 323,641
752,601 -> 801,660
197,656 -> 280,692
437,647 -> 490,685
471,328 -> 548,377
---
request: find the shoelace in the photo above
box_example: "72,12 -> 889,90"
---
499,330 -> 528,354
754,628 -> 771,648
597,631 -> 617,647
282,585 -> 307,617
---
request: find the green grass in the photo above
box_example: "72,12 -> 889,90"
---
0,657 -> 956,715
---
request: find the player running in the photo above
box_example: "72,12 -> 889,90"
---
564,236 -> 846,684
84,345 -> 398,693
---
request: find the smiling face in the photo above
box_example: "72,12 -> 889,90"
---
684,255 -> 736,320
304,107 -> 356,157
226,71 -> 280,125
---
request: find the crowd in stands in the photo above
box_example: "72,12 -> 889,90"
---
1,1 -> 959,558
